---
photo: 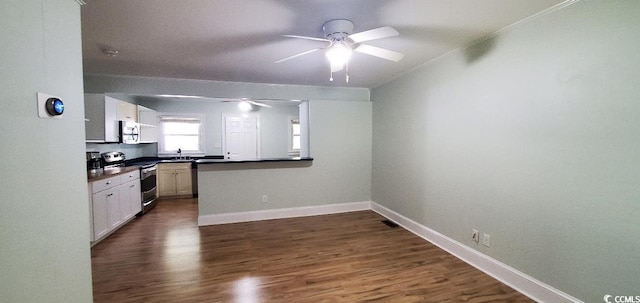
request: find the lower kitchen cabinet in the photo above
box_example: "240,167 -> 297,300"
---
89,170 -> 141,244
120,179 -> 142,222
158,163 -> 192,197
91,188 -> 118,241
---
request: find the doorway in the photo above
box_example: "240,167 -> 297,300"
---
222,114 -> 260,160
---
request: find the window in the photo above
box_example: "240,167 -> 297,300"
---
158,115 -> 204,156
289,118 -> 300,154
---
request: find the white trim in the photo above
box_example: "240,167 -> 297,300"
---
198,201 -> 371,226
370,201 -> 583,303
221,113 -> 261,160
157,113 -> 205,156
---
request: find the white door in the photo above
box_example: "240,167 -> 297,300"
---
223,114 -> 259,160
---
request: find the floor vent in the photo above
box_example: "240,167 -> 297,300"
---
381,220 -> 399,228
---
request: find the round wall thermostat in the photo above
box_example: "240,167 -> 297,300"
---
45,98 -> 64,116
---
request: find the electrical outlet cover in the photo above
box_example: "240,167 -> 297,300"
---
482,233 -> 490,247
472,229 -> 479,243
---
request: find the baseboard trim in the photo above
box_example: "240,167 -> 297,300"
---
197,201 -> 372,226
370,201 -> 582,303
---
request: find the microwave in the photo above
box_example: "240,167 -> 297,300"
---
119,120 -> 139,144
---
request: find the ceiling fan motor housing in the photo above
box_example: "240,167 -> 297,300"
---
323,19 -> 354,41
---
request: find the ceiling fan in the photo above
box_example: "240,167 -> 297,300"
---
224,99 -> 272,111
155,94 -> 272,109
276,19 -> 404,83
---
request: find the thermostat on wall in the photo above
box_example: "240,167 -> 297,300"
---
37,92 -> 64,119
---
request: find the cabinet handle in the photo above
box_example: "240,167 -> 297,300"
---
130,184 -> 135,188
106,181 -> 111,185
107,193 -> 113,197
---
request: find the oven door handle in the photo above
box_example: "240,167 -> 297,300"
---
141,165 -> 157,176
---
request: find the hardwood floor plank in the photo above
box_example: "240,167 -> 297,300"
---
92,199 -> 533,302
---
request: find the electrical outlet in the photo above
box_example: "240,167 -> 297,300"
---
262,195 -> 268,203
482,233 -> 491,247
472,229 -> 480,243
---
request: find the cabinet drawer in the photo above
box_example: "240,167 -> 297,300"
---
119,170 -> 140,183
91,175 -> 119,194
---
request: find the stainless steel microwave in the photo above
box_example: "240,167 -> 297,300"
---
119,120 -> 139,144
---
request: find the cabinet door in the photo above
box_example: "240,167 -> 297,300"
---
84,94 -> 106,142
138,105 -> 158,143
157,169 -> 177,196
175,168 -> 193,196
117,100 -> 138,123
106,189 -> 122,229
104,96 -> 119,142
92,191 -> 110,240
129,181 -> 142,214
120,180 -> 141,220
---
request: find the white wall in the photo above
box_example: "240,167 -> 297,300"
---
372,1 -> 640,302
198,99 -> 372,215
0,0 -> 93,302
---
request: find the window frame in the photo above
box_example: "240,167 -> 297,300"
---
157,114 -> 205,157
288,117 -> 301,156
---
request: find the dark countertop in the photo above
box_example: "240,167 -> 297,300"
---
125,155 -> 225,169
196,157 -> 313,164
87,166 -> 140,182
88,155 -> 226,181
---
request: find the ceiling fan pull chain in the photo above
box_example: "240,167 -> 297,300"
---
329,70 -> 334,82
346,62 -> 350,83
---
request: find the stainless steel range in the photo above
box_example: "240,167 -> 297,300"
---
102,152 -> 158,215
101,151 -> 126,168
139,163 -> 158,214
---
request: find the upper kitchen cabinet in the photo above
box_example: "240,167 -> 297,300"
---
117,100 -> 138,124
138,105 -> 158,143
84,94 -> 119,143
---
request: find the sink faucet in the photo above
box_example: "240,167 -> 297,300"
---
177,148 -> 182,159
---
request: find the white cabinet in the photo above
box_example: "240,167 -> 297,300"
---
138,105 -> 158,143
106,189 -> 123,229
91,189 -> 112,240
84,94 -> 145,143
89,170 -> 141,243
119,171 -> 142,222
84,94 -> 119,143
117,100 -> 138,123
158,163 -> 192,197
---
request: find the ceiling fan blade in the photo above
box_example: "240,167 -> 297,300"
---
354,44 -> 404,62
275,48 -> 321,63
348,26 -> 399,43
248,100 -> 272,108
282,35 -> 330,42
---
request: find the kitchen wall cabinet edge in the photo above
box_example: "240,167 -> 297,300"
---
88,170 -> 142,245
84,93 -> 119,143
138,105 -> 158,143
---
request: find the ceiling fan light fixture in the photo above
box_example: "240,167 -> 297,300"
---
238,101 -> 252,112
325,42 -> 352,67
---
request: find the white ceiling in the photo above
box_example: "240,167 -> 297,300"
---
81,0 -> 568,89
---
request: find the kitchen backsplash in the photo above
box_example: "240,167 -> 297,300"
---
86,143 -> 157,159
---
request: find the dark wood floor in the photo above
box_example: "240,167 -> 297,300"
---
91,198 -> 533,302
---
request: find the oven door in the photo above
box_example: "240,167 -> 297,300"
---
141,165 -> 157,202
